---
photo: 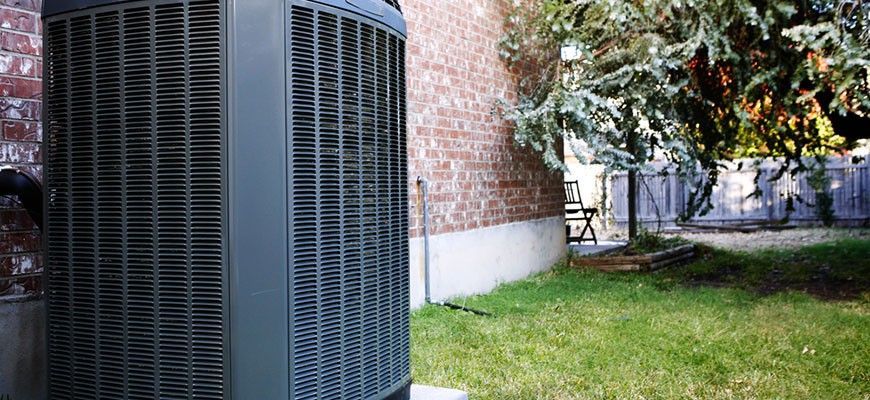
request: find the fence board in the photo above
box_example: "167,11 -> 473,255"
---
602,157 -> 869,227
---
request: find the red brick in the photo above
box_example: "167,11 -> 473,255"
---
0,2 -> 45,296
2,120 -> 39,141
0,76 -> 39,98
0,231 -> 40,253
0,97 -> 39,120
404,0 -> 563,237
0,7 -> 37,33
0,29 -> 40,55
0,53 -> 37,77
0,1 -> 39,13
0,254 -> 42,275
0,209 -> 37,232
0,140 -> 40,163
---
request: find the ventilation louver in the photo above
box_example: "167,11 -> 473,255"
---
288,5 -> 409,398
43,0 -> 410,399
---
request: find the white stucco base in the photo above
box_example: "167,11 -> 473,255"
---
409,216 -> 566,309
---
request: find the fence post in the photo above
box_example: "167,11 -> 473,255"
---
600,172 -> 609,230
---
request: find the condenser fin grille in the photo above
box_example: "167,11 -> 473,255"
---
44,1 -> 226,399
288,2 -> 410,399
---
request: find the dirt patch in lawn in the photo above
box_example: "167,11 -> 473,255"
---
754,275 -> 867,301
683,264 -> 866,301
663,238 -> 870,301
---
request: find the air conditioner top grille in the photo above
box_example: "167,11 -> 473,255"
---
44,0 -> 403,18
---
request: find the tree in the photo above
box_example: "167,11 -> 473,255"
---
499,0 -> 869,240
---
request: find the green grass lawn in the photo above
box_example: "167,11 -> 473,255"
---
410,239 -> 870,399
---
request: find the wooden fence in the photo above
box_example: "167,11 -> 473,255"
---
604,157 -> 870,228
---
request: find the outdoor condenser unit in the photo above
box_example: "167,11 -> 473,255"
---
42,0 -> 410,398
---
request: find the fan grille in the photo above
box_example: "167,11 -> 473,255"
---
44,1 -> 226,398
288,3 -> 410,399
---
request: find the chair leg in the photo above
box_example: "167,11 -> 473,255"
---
578,219 -> 590,244
579,212 -> 598,245
587,219 -> 598,245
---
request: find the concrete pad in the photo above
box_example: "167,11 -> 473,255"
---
411,384 -> 469,400
0,296 -> 46,400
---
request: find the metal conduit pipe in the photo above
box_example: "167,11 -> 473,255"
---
416,176 -> 491,316
417,176 -> 433,303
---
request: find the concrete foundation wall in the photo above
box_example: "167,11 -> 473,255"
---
0,297 -> 46,399
409,216 -> 566,308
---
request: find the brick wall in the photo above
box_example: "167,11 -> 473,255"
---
0,0 -> 42,297
0,0 -> 564,297
403,0 -> 564,237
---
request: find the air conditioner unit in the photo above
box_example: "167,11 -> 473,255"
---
41,0 -> 410,398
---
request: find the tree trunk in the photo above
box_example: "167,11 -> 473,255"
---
627,169 -> 638,240
627,130 -> 639,241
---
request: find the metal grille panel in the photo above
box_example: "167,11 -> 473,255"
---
44,1 -> 226,399
288,3 -> 410,399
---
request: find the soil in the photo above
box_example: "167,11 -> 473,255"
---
600,228 -> 869,300
680,265 -> 867,301
645,228 -> 870,301
754,277 -> 867,301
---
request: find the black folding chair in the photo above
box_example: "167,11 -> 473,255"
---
564,181 -> 598,245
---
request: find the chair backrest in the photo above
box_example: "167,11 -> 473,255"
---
563,181 -> 585,208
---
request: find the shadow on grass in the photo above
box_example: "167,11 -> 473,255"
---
653,238 -> 870,301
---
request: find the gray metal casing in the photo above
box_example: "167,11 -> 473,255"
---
42,0 -> 407,34
41,0 -> 410,398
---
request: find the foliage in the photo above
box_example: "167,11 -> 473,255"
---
498,0 -> 870,218
412,239 -> 870,399
622,229 -> 689,255
807,160 -> 837,226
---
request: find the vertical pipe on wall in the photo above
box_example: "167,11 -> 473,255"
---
416,176 -> 432,303
416,176 -> 491,316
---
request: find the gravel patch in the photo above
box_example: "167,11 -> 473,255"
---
672,228 -> 869,251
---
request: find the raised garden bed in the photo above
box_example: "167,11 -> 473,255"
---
571,243 -> 696,272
